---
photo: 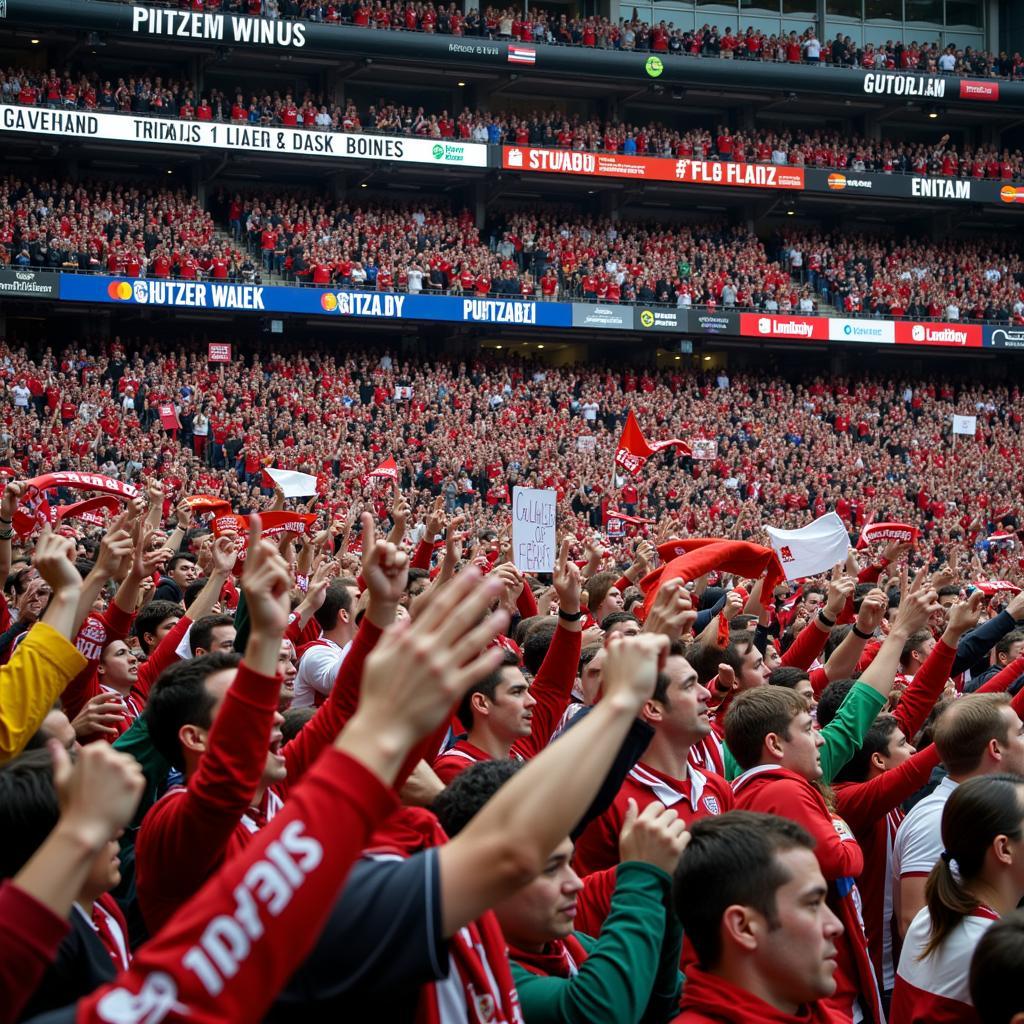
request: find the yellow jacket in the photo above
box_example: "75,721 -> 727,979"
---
0,622 -> 88,764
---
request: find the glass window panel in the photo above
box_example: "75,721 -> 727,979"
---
825,0 -> 861,17
905,0 -> 940,21
741,0 -> 780,14
944,0 -> 982,26
782,0 -> 815,13
695,0 -> 738,8
865,0 -> 900,19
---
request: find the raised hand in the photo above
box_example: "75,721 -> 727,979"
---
823,565 -> 856,621
70,692 -> 127,741
52,740 -> 144,850
361,511 -> 409,608
643,577 -> 697,640
890,567 -> 940,636
209,534 -> 239,577
32,526 -> 81,594
618,798 -> 691,875
551,537 -> 581,615
240,515 -> 293,639
944,590 -> 985,642
601,633 -> 668,711
854,588 -> 887,636
352,567 -> 508,753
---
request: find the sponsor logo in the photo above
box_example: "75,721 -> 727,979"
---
0,268 -> 58,297
508,44 -> 536,65
827,172 -> 872,191
321,292 -> 406,318
432,144 -> 444,160
862,72 -> 945,97
829,318 -> 894,343
1000,185 -> 1024,204
693,313 -> 733,334
959,80 -> 999,101
988,329 -> 1024,349
911,178 -> 971,200
779,545 -> 795,563
106,280 -> 265,310
741,313 -> 827,340
462,299 -> 538,324
573,304 -> 633,329
895,321 -> 982,347
758,316 -> 810,337
636,308 -> 681,330
645,55 -> 664,78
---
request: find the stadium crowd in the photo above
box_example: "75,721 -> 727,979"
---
1,334 -> 1024,1023
6,172 -> 1024,322
5,64 -> 1024,182
104,0 -> 1021,80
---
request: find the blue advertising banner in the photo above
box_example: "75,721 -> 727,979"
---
57,275 -> 573,327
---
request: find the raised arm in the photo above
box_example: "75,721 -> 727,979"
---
440,632 -> 668,938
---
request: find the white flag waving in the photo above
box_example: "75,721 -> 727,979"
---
265,467 -> 319,497
766,512 -> 850,582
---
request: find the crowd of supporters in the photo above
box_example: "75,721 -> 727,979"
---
777,232 -> 1024,322
1,333 -> 1024,1022
6,64 -> 1024,182
0,177 -> 255,281
0,339 -> 1020,577
105,0 -> 1022,80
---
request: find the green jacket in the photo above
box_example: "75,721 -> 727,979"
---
510,861 -> 683,1024
113,712 -> 171,844
722,680 -> 887,782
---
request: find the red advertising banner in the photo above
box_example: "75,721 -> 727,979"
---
893,321 -> 983,348
208,342 -> 232,363
739,313 -> 829,341
502,147 -> 805,190
959,80 -> 999,101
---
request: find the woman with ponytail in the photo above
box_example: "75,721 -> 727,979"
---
891,774 -> 1024,1023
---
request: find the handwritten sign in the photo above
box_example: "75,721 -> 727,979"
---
513,487 -> 556,573
208,342 -> 232,363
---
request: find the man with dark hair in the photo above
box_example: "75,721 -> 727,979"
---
727,685 -> 885,1024
670,811 -> 843,1023
187,613 -> 236,656
965,629 -> 1024,694
133,600 -> 186,658
432,541 -> 582,784
0,750 -> 134,1017
153,553 -> 198,605
433,759 -> 685,1024
599,610 -> 642,640
291,579 -> 354,708
573,641 -> 731,876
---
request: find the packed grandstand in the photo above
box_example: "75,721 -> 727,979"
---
2,2 -> 1024,1024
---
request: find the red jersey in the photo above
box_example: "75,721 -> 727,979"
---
573,761 -> 732,876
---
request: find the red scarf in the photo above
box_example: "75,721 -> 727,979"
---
507,934 -> 589,978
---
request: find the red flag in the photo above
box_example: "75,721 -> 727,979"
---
641,538 -> 784,623
368,456 -> 399,483
13,472 -> 137,537
614,411 -> 691,476
158,402 -> 181,431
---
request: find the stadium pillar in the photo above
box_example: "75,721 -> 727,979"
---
473,181 -> 487,231
816,0 -> 827,40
